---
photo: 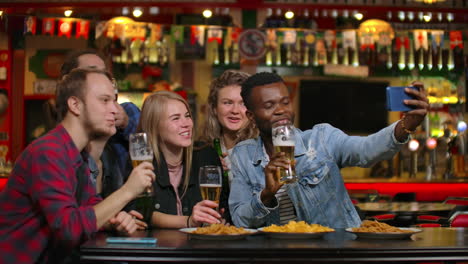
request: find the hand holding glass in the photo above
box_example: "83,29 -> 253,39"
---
272,124 -> 297,184
129,133 -> 154,194
129,133 -> 154,226
199,166 -> 222,208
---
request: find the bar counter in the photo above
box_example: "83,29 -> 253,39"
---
80,228 -> 468,263
345,179 -> 468,201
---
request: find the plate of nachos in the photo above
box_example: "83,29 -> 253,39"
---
258,221 -> 335,239
346,220 -> 422,239
179,224 -> 257,240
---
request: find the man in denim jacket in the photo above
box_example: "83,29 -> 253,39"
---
229,72 -> 429,228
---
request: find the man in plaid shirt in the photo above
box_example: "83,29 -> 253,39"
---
0,69 -> 155,263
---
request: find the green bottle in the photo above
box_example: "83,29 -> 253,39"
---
213,138 -> 229,181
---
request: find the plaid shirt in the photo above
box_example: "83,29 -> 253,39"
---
109,102 -> 140,173
0,125 -> 102,263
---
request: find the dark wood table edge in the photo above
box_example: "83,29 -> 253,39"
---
80,247 -> 468,263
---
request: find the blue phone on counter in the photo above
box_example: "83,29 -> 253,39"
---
106,237 -> 157,245
386,86 -> 419,112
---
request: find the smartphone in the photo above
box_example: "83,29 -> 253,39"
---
386,86 -> 419,112
106,237 -> 157,245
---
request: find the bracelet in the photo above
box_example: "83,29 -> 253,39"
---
186,215 -> 191,228
400,114 -> 416,134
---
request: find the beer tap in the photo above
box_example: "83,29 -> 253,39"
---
425,137 -> 437,181
408,139 -> 419,178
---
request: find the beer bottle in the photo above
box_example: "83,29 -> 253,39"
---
213,138 -> 230,220
213,138 -> 229,182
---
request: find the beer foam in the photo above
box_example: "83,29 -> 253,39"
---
199,183 -> 222,187
132,155 -> 153,161
273,137 -> 295,146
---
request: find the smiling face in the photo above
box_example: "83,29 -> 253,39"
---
159,99 -> 193,149
247,81 -> 294,137
216,85 -> 248,134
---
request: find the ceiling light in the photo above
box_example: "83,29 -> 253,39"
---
354,12 -> 363,21
285,11 -> 294,20
203,9 -> 212,18
149,7 -> 159,15
0,10 -> 3,17
398,11 -> 405,21
64,10 -> 73,17
423,13 -> 432,22
122,7 -> 129,16
133,7 -> 143,18
447,13 -> 454,22
313,9 -> 319,17
266,8 -> 273,16
413,0 -> 446,3
342,10 -> 349,18
418,12 -> 424,21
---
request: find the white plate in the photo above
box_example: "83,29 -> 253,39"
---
257,227 -> 334,239
345,227 -> 422,239
179,227 -> 258,240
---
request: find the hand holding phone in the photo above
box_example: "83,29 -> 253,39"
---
386,86 -> 420,112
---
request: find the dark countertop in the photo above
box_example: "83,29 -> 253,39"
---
81,227 -> 468,263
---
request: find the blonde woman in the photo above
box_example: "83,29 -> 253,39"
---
136,91 -> 223,228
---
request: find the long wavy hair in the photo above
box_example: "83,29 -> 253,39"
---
137,91 -> 194,197
199,70 -> 258,147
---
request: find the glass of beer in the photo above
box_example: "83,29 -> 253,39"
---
199,165 -> 222,209
129,133 -> 154,225
272,124 -> 297,184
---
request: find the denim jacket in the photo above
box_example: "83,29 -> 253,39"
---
229,122 -> 405,229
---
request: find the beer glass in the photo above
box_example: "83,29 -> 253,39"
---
272,124 -> 297,184
129,133 -> 154,225
198,165 -> 222,208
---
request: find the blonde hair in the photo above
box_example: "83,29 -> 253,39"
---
199,70 -> 258,147
138,91 -> 194,197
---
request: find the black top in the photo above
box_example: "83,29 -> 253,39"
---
100,143 -> 125,199
126,144 -> 231,223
